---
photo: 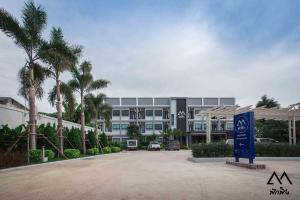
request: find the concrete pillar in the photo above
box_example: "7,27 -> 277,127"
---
206,113 -> 211,143
289,118 -> 292,145
293,115 -> 296,145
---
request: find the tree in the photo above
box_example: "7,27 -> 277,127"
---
164,128 -> 185,146
256,95 -> 280,108
41,27 -> 81,155
85,93 -> 111,148
0,1 -> 48,149
68,61 -> 109,153
126,124 -> 141,140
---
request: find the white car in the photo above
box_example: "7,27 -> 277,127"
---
148,141 -> 161,151
255,138 -> 279,144
127,140 -> 138,150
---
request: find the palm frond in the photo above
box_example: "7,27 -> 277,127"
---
87,79 -> 109,92
48,85 -> 56,106
0,8 -> 29,49
22,0 -> 47,47
60,82 -> 76,115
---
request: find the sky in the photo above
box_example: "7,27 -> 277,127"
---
0,0 -> 299,113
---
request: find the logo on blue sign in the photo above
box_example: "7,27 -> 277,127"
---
235,116 -> 249,134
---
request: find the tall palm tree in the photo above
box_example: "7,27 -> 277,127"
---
68,61 -> 109,153
85,93 -> 111,136
40,27 -> 81,155
0,1 -> 47,149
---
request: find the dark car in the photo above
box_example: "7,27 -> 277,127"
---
166,140 -> 180,151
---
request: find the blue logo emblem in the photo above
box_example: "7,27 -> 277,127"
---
235,116 -> 249,133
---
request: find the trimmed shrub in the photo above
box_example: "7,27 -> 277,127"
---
192,143 -> 300,158
64,149 -> 80,158
192,143 -> 232,158
87,148 -> 94,155
93,147 -> 99,155
45,149 -> 55,159
87,148 -> 100,155
103,147 -> 112,154
0,124 -> 27,150
30,149 -> 42,162
111,146 -> 121,153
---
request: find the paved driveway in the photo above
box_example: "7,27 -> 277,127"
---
0,150 -> 299,200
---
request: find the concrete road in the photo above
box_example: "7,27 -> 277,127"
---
0,150 -> 299,200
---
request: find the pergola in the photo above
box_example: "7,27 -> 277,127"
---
195,103 -> 300,145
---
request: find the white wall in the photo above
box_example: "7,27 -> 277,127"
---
0,104 -> 94,132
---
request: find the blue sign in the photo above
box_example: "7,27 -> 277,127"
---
233,111 -> 255,163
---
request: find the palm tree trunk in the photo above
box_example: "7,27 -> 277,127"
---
28,66 -> 37,150
80,93 -> 86,154
56,78 -> 64,155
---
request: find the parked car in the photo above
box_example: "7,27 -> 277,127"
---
255,138 -> 279,144
166,140 -> 180,151
148,141 -> 160,151
127,140 -> 138,150
225,139 -> 234,145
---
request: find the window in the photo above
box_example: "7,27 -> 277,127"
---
121,110 -> 129,116
112,137 -> 121,143
194,122 -> 202,131
154,123 -> 162,130
121,124 -> 128,130
171,114 -> 174,125
146,110 -> 153,116
112,110 -> 120,117
112,124 -> 120,131
145,123 -> 153,130
226,122 -> 233,130
155,109 -> 162,116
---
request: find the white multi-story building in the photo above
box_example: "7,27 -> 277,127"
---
101,97 -> 235,145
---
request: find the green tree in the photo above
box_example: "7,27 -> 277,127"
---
0,1 -> 48,150
256,94 -> 280,108
41,27 -> 81,155
126,124 -> 141,140
68,61 -> 109,153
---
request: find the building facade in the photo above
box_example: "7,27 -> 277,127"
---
102,97 -> 235,144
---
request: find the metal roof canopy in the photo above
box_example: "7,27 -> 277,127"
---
195,103 -> 300,145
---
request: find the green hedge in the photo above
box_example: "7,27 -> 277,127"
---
192,143 -> 300,158
103,147 -> 112,154
87,148 -> 100,155
64,149 -> 80,158
192,143 -> 232,157
111,146 -> 121,153
30,149 -> 42,162
45,149 -> 55,159
255,144 -> 300,157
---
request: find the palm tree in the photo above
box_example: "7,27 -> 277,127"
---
40,27 -> 81,155
85,93 -> 111,148
0,1 -> 48,149
68,61 -> 109,153
256,95 -> 280,108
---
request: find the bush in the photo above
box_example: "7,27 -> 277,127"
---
30,149 -> 42,162
45,149 -> 55,159
192,143 -> 300,158
64,128 -> 82,151
87,148 -> 100,155
64,149 -> 80,158
37,123 -> 58,152
0,124 -> 27,150
111,146 -> 121,153
87,148 -> 94,155
191,143 -> 232,158
256,144 -> 300,157
99,132 -> 108,147
88,130 -> 97,148
103,147 -> 112,154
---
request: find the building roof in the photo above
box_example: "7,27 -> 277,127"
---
0,97 -> 28,110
